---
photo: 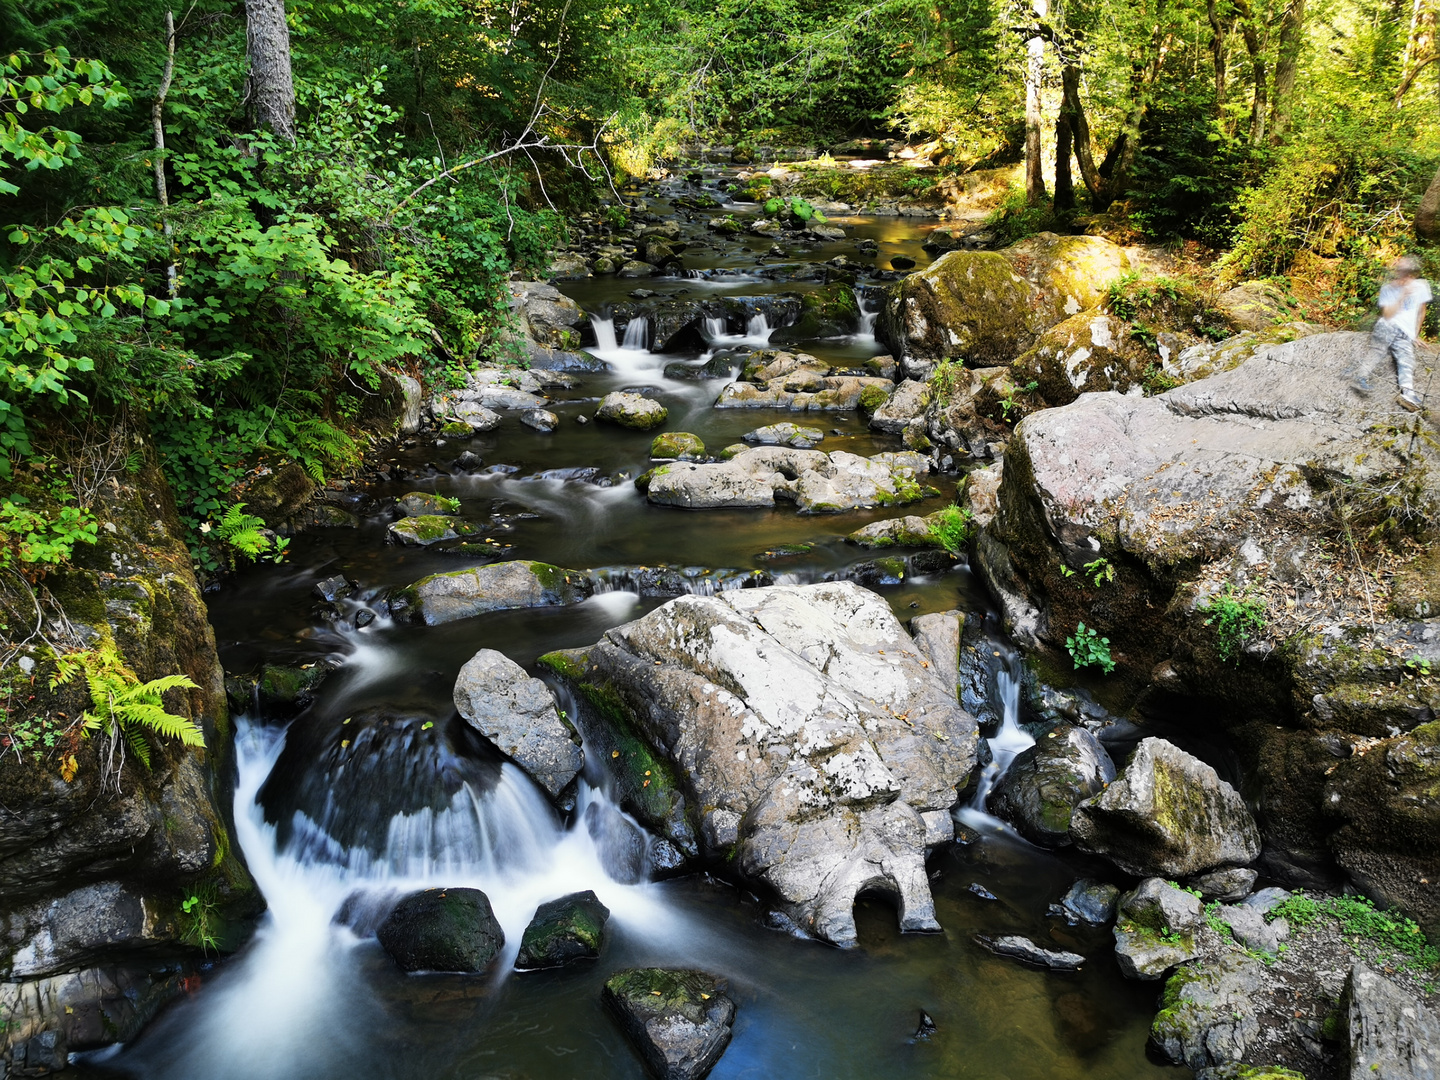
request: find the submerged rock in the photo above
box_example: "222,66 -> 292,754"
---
1151,953 -> 1267,1071
991,724 -> 1115,846
1069,738 -> 1260,878
395,492 -> 458,517
973,934 -> 1085,970
452,649 -> 582,798
602,968 -> 736,1080
392,561 -> 592,626
597,392 -> 668,430
540,581 -> 979,946
514,891 -> 610,970
376,888 -> 504,973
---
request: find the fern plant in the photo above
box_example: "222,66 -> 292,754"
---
52,647 -> 205,769
207,502 -> 288,565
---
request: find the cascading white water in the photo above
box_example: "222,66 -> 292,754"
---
956,648 -> 1035,830
854,289 -> 878,339
620,315 -> 649,350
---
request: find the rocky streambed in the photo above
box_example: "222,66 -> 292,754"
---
8,166 -> 1439,1080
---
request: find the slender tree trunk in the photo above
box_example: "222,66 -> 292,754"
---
1418,162 -> 1440,240
1062,63 -> 1112,208
1396,0 -> 1438,106
1207,0 -> 1230,120
152,10 -> 177,298
1025,0 -> 1050,205
1269,0 -> 1305,139
1054,100 -> 1075,211
1233,0 -> 1267,145
244,0 -> 296,141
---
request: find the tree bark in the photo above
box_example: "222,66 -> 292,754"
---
244,0 -> 296,142
1025,0 -> 1050,205
1418,162 -> 1440,240
152,10 -> 177,298
1396,0 -> 1438,107
1054,98 -> 1074,211
1269,0 -> 1306,139
1061,63 -> 1111,208
1207,0 -> 1229,119
1233,0 -> 1267,145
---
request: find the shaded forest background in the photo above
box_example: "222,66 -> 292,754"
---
3,0 -> 1440,569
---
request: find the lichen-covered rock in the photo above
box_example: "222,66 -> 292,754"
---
651,432 -> 706,460
715,374 -> 893,411
848,514 -> 939,549
959,461 -> 1002,527
453,649 -> 582,797
791,451 -> 933,513
597,392 -> 668,430
1151,954 -> 1267,1070
909,611 -> 963,703
1015,311 -> 1150,407
602,968 -> 736,1080
392,561 -> 591,626
509,281 -> 587,349
1003,232 -> 1131,326
1342,962 -> 1440,1080
1216,281 -> 1294,332
540,582 -> 980,946
1070,738 -> 1260,878
1113,878 -> 1204,980
514,891 -> 610,970
386,515 -> 481,547
991,724 -> 1116,846
869,379 -> 932,434
376,888 -> 504,973
742,422 -> 825,449
395,492 -> 458,517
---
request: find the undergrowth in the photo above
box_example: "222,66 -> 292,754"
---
1271,892 -> 1440,974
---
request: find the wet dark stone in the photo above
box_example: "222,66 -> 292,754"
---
376,887 -> 504,973
9,1029 -> 67,1076
514,890 -> 610,970
973,934 -> 1085,970
603,968 -> 736,1080
968,882 -> 998,901
891,256 -> 916,270
354,609 -> 376,629
313,574 -> 353,603
913,1010 -> 937,1040
1049,879 -> 1120,925
584,801 -> 646,885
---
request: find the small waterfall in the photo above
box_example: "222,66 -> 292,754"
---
957,646 -> 1035,829
702,316 -> 726,340
745,312 -> 771,343
854,288 -> 878,339
587,314 -> 661,378
591,315 -> 619,353
621,315 -> 649,350
588,564 -> 772,598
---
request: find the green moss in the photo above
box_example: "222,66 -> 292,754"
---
576,679 -> 686,830
858,385 -> 890,413
718,444 -> 749,460
651,432 -> 705,459
537,648 -> 591,683
439,421 -> 472,437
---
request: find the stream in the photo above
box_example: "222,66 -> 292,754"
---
82,170 -> 1181,1080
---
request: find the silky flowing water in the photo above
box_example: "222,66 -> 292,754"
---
82,171 -> 1182,1080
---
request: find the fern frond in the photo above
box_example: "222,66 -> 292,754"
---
122,723 -> 152,768
115,703 -> 206,747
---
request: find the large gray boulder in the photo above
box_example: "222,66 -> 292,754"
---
508,280 -> 587,349
541,582 -> 980,946
1113,877 -> 1203,980
991,723 -> 1115,846
1342,963 -> 1440,1080
1070,738 -> 1260,878
453,649 -> 582,797
596,392 -> 668,430
603,969 -> 735,1080
645,447 -> 932,514
393,561 -> 592,626
869,379 -> 931,434
1151,954 -> 1268,1071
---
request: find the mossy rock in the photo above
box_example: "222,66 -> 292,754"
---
515,890 -> 610,970
755,543 -> 817,561
396,492 -> 459,517
651,432 -> 706,460
388,515 -> 482,547
718,443 -> 749,461
439,421 -> 473,437
769,282 -> 860,344
236,463 -> 315,523
596,392 -> 668,431
878,250 -> 1038,365
376,887 -> 504,973
858,384 -> 891,414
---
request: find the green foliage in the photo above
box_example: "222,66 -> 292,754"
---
208,503 -> 287,567
997,379 -> 1038,423
1272,892 -> 1439,973
1203,584 -> 1267,662
179,882 -> 221,953
1065,622 -> 1115,674
51,645 -> 204,769
927,360 -> 965,407
929,504 -> 974,555
1083,557 -> 1115,587
984,189 -> 1054,247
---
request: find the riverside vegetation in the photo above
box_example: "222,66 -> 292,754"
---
4,0 -> 1440,1078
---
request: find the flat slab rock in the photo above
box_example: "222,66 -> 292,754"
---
973,933 -> 1085,970
394,560 -> 591,626
603,968 -> 736,1080
1343,962 -> 1440,1080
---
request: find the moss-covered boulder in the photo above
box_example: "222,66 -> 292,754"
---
1113,878 -> 1204,980
1003,232 -> 1131,326
386,515 -> 482,547
234,462 -> 315,525
395,492 -> 459,517
651,432 -> 706,460
741,422 -> 825,449
847,514 -> 938,549
991,723 -> 1116,846
514,890 -> 610,970
376,888 -> 504,973
1215,280 -> 1295,332
1150,954 -> 1267,1070
1070,738 -> 1260,878
768,283 -> 860,344
596,392 -> 668,430
1013,311 -> 1150,407
602,968 -> 736,1080
391,561 -> 591,626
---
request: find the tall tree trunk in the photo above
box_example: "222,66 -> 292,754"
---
1233,0 -> 1267,145
1025,0 -> 1050,205
1396,0 -> 1438,106
1269,0 -> 1306,139
1207,0 -> 1230,120
1061,63 -> 1112,208
1054,100 -> 1075,211
244,0 -> 296,141
1418,162 -> 1440,240
152,9 -> 177,297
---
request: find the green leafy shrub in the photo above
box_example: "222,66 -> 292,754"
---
929,505 -> 974,555
1065,622 -> 1115,674
1203,584 -> 1267,662
1272,892 -> 1439,973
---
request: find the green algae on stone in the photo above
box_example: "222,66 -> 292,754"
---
651,432 -> 706,459
515,890 -> 610,970
439,421 -> 473,437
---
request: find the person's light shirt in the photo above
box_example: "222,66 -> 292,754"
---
1379,277 -> 1433,340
